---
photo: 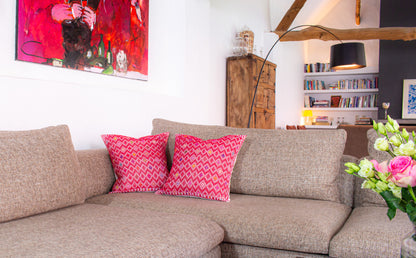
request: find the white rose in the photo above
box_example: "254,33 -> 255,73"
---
374,137 -> 389,152
394,141 -> 416,156
389,135 -> 402,147
358,159 -> 375,178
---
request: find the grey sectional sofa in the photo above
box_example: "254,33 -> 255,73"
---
0,119 -> 412,257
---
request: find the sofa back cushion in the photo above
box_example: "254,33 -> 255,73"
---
0,125 -> 85,222
367,129 -> 392,162
77,149 -> 116,199
152,119 -> 347,203
353,129 -> 389,207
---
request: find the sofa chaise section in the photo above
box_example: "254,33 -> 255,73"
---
0,203 -> 223,257
0,125 -> 224,257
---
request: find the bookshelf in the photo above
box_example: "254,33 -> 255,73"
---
303,68 -> 379,125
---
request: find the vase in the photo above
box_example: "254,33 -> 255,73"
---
401,224 -> 416,258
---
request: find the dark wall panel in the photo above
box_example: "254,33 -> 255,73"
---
379,0 -> 416,119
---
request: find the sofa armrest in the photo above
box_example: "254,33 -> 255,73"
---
338,154 -> 357,207
76,149 -> 115,199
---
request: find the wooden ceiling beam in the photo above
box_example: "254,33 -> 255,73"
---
274,0 -> 307,32
355,0 -> 361,25
275,26 -> 416,41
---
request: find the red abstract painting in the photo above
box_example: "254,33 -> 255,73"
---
16,0 -> 149,80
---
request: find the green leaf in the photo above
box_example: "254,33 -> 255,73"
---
402,187 -> 416,203
406,203 -> 416,223
380,190 -> 406,213
403,187 -> 412,201
387,208 -> 396,220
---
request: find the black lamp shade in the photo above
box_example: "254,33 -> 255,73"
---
330,42 -> 366,70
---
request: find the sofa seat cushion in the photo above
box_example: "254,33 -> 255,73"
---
220,243 -> 327,258
87,193 -> 351,254
0,203 -> 223,257
329,206 -> 412,258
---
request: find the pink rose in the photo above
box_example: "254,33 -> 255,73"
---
388,156 -> 416,187
389,156 -> 413,175
371,160 -> 389,173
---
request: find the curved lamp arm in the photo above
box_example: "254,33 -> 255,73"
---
246,25 -> 347,128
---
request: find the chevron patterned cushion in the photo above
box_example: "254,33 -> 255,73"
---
156,134 -> 246,202
101,133 -> 169,193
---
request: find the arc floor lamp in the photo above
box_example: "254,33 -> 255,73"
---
247,25 -> 367,128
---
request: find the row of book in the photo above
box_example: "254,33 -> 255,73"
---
338,94 -> 378,108
304,78 -> 379,90
304,80 -> 326,90
313,116 -> 330,125
355,116 -> 373,125
304,63 -> 331,73
334,78 -> 378,90
304,95 -> 377,108
310,116 -> 373,126
304,97 -> 329,108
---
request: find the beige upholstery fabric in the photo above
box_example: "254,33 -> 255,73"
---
354,176 -> 387,207
0,204 -> 224,257
339,155 -> 357,207
152,119 -> 347,203
87,192 -> 351,254
202,246 -> 221,258
77,149 -> 115,199
367,129 -> 392,162
353,129 -> 390,207
0,125 -> 85,223
220,243 -> 326,258
329,206 -> 412,258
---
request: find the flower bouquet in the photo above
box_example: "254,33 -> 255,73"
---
345,116 -> 416,226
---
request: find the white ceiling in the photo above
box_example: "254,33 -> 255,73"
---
268,0 -> 341,31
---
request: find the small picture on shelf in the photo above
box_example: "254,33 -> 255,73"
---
402,79 -> 416,119
304,95 -> 311,108
330,95 -> 341,108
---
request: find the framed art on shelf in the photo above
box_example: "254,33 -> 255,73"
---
402,79 -> 416,119
330,95 -> 341,108
16,0 -> 149,81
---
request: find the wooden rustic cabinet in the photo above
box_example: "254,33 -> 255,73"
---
226,54 -> 276,129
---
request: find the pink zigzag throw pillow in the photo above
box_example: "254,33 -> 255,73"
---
156,134 -> 246,202
102,133 -> 169,193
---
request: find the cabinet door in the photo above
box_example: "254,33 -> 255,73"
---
254,109 -> 275,129
226,59 -> 251,128
266,88 -> 275,110
255,86 -> 275,111
227,54 -> 276,129
255,86 -> 267,109
255,62 -> 276,84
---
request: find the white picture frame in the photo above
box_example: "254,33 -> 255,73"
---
402,79 -> 416,119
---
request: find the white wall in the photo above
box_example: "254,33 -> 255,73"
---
0,0 -> 277,150
1,1 -> 374,149
0,0 -> 219,150
210,0 -> 309,128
